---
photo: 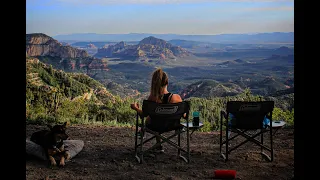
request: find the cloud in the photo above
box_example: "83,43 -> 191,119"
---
38,0 -> 293,6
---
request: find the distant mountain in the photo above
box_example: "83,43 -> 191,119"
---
248,77 -> 291,95
219,59 -> 249,65
26,33 -> 89,58
178,76 -> 292,98
69,41 -> 140,48
178,80 -> 244,98
168,39 -> 211,48
215,54 -> 293,71
272,46 -> 294,56
262,54 -> 294,63
26,33 -> 108,72
86,43 -> 97,49
234,59 -> 246,63
53,32 -> 294,44
26,33 -> 151,99
71,41 -> 117,48
94,36 -> 192,60
267,87 -> 294,97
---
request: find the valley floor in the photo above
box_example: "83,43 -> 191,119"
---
26,124 -> 294,180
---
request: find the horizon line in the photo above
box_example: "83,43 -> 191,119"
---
51,31 -> 294,36
26,31 -> 294,37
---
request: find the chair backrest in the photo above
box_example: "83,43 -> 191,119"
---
226,101 -> 274,129
142,100 -> 190,133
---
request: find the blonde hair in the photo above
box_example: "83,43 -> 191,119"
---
150,68 -> 168,102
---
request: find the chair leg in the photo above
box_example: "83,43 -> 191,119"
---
219,111 -> 227,161
270,125 -> 273,162
260,129 -> 271,161
134,117 -> 139,151
258,128 -> 274,162
261,129 -> 263,158
137,124 -> 145,164
134,114 -> 140,163
177,129 -> 188,163
139,129 -> 144,164
187,126 -> 190,163
134,130 -> 138,153
225,112 -> 229,161
219,112 -> 223,154
225,127 -> 229,161
178,130 -> 181,156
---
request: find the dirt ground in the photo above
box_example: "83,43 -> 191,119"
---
26,124 -> 294,180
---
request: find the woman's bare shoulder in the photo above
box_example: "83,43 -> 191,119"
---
170,93 -> 183,103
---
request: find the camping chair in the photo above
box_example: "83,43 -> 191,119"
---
134,100 -> 190,164
219,101 -> 275,162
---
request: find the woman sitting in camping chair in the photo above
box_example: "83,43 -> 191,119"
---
130,68 -> 185,152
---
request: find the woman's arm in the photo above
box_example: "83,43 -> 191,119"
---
130,103 -> 143,116
130,102 -> 151,124
170,94 -> 187,118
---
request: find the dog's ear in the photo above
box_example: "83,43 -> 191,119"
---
63,121 -> 70,128
47,125 -> 53,130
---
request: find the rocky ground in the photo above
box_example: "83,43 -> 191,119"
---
26,124 -> 294,180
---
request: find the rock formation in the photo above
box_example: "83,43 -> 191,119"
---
26,33 -> 89,58
26,33 -> 108,72
94,36 -> 192,60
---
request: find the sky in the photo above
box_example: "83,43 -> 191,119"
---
26,0 -> 294,36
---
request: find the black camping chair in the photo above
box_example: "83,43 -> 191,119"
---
134,100 -> 190,164
219,101 -> 275,162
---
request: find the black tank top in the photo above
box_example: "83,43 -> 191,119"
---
161,93 -> 173,104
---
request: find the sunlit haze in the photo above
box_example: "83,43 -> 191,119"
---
26,0 -> 294,36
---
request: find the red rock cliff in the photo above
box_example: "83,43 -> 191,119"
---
26,33 -> 89,58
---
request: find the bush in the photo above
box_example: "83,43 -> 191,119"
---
273,107 -> 294,126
